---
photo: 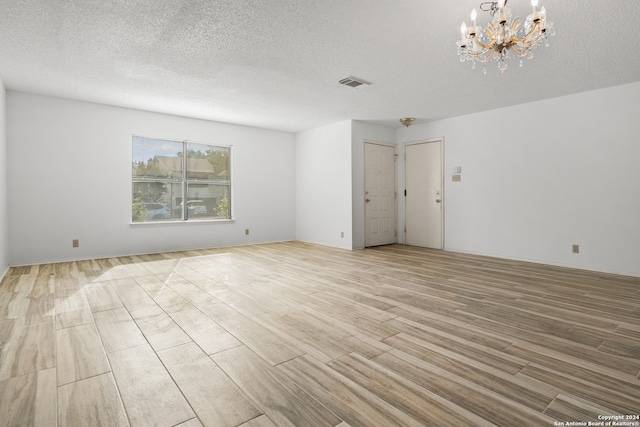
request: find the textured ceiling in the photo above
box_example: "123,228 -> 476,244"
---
1,0 -> 639,133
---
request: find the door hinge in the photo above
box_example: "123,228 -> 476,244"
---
404,189 -> 407,196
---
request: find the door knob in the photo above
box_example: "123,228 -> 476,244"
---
435,199 -> 441,203
365,199 -> 371,203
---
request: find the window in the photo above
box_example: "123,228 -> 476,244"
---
132,136 -> 231,222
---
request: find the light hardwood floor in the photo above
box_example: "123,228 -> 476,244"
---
1,242 -> 639,426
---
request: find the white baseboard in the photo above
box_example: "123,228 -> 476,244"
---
444,247 -> 640,278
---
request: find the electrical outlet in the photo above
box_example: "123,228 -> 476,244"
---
245,229 -> 249,235
572,244 -> 579,253
72,239 -> 79,248
341,231 -> 344,238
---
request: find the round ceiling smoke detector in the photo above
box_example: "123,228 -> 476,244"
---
399,117 -> 415,127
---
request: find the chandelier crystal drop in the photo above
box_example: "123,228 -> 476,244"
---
456,0 -> 554,73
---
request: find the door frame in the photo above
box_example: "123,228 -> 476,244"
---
363,140 -> 398,247
403,138 -> 444,249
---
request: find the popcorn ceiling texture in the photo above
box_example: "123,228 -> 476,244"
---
0,0 -> 638,132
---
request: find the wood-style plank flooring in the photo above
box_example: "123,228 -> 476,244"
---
1,242 -> 639,426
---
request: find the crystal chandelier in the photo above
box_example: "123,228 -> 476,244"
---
456,0 -> 554,73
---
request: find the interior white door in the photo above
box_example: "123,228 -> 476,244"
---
404,140 -> 443,249
364,142 -> 396,247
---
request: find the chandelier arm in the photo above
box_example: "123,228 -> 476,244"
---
524,33 -> 545,48
470,51 -> 492,63
509,34 -> 526,45
510,44 -> 523,55
510,17 -> 521,34
470,34 -> 493,50
511,21 -> 542,45
479,25 -> 499,49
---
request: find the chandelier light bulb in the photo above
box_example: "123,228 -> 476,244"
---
533,5 -> 545,22
471,8 -> 477,24
460,22 -> 468,45
531,0 -> 540,21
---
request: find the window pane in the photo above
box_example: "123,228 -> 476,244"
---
132,136 -> 183,179
132,136 -> 231,223
132,182 -> 183,222
185,183 -> 231,219
187,143 -> 230,181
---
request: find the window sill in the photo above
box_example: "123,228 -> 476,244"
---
130,218 -> 235,226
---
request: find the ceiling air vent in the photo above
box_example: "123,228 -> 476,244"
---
338,76 -> 371,88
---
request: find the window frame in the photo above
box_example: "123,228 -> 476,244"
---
131,135 -> 233,224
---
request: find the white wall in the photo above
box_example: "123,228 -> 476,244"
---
0,79 -> 7,277
7,92 -> 296,265
296,120 -> 353,249
351,121 -> 397,249
6,83 -> 640,275
397,81 -> 640,276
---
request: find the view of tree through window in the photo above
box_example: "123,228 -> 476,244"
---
132,136 -> 231,222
